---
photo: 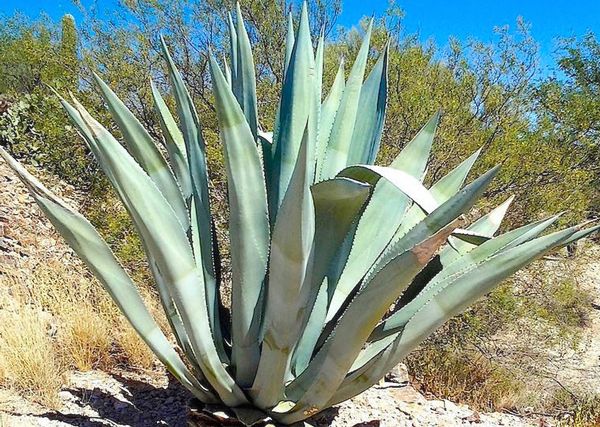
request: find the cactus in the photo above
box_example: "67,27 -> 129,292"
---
1,3 -> 597,425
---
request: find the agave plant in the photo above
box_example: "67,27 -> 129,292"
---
1,3 -> 597,425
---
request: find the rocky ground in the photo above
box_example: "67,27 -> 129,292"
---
0,366 -> 545,426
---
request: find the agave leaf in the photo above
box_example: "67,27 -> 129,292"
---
325,166 -> 500,345
324,112 -> 440,316
291,177 -> 371,375
315,59 -> 345,180
313,30 -> 324,178
353,215 -> 567,376
292,280 -> 327,377
389,111 -> 440,174
233,3 -> 259,138
267,11 -> 295,185
331,165 -> 500,325
92,74 -> 189,229
468,195 -> 515,236
68,99 -> 246,406
366,214 -> 563,347
450,229 -> 491,245
365,148 -> 483,284
223,55 -> 232,87
347,43 -> 389,166
324,114 -> 439,324
150,80 -> 192,200
403,147 -> 482,231
555,222 -> 600,247
252,122 -> 315,408
289,168 -> 499,412
209,55 -> 270,387
324,164 -> 446,320
443,195 -> 514,263
431,148 -> 482,200
279,223 -> 458,424
319,20 -> 373,180
283,12 -> 295,79
331,226 -> 578,405
315,30 -> 324,108
338,165 -> 439,212
269,2 -> 315,222
160,37 -> 227,361
259,131 -> 273,186
0,147 -> 217,403
61,96 -> 200,365
228,12 -> 238,79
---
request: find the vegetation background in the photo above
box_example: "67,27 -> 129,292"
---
0,0 -> 599,424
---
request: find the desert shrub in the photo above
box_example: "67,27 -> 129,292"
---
555,393 -> 600,427
408,341 -> 527,410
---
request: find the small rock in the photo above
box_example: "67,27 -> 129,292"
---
464,410 -> 481,423
385,363 -> 409,384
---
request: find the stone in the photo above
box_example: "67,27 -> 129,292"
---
385,363 -> 410,384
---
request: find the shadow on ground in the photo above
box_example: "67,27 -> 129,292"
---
26,372 -> 378,426
33,373 -> 190,426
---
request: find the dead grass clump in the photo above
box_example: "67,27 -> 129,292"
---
115,325 -> 156,370
0,306 -> 64,409
30,261 -> 161,372
59,306 -> 112,371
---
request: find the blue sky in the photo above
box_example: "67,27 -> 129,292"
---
2,0 -> 599,74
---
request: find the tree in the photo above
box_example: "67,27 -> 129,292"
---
536,33 -> 600,218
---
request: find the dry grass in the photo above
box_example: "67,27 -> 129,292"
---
0,305 -> 64,409
60,307 -> 112,371
0,260 -> 161,407
407,345 -> 528,411
115,325 -> 156,370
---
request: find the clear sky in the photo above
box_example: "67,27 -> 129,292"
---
2,0 -> 599,73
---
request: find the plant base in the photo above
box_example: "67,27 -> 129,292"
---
187,399 -> 275,426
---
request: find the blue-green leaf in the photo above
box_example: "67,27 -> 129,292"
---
92,73 -> 188,229
150,80 -> 192,200
348,43 -> 389,165
209,54 -> 270,387
233,3 -> 259,138
292,177 -> 371,375
0,147 -> 216,404
269,2 -> 316,221
280,223 -> 458,423
252,122 -> 315,408
319,20 -> 373,179
68,99 -> 246,406
315,59 -> 345,180
332,226 -> 577,405
159,37 -> 226,361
